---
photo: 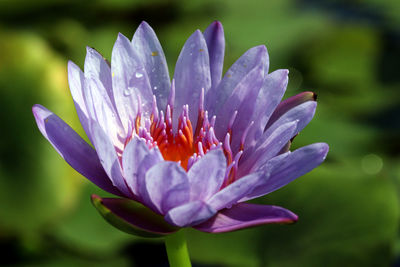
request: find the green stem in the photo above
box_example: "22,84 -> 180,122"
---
164,230 -> 192,267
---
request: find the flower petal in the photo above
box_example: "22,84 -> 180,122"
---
205,45 -> 267,118
111,33 -> 153,131
265,91 -> 317,130
173,30 -> 211,129
143,161 -> 190,214
134,146 -> 164,202
188,149 -> 226,201
132,21 -> 171,110
263,101 -> 317,142
203,21 -> 225,90
194,203 -> 298,233
91,195 -> 178,237
239,121 -> 298,177
32,104 -> 123,196
90,122 -> 133,198
242,143 -> 329,201
84,47 -> 115,108
84,77 -> 124,149
245,69 -> 289,149
165,200 -> 217,227
68,61 -> 92,142
215,64 -> 265,152
122,137 -> 163,196
207,173 -> 264,211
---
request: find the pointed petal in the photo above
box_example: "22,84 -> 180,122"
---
214,63 -> 265,151
68,61 -> 92,142
165,200 -> 217,227
134,146 -> 164,202
143,161 -> 190,214
266,91 -> 317,130
242,143 -> 329,201
188,149 -> 226,201
203,21 -> 225,89
262,101 -> 317,143
32,105 -> 123,196
84,77 -> 124,148
91,195 -> 178,237
111,33 -> 153,131
132,21 -> 171,110
245,69 -> 289,149
84,47 -> 115,108
205,45 -> 268,117
239,121 -> 298,177
207,173 -> 263,211
195,203 -> 297,233
122,137 -> 162,196
173,30 -> 211,129
90,122 -> 133,198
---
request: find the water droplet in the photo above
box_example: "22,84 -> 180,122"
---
153,86 -> 158,90
135,72 -> 143,78
124,87 -> 135,96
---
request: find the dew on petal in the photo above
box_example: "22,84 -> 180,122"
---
123,86 -> 135,96
135,72 -> 143,78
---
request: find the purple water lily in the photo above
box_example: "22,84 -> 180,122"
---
32,21 -> 328,236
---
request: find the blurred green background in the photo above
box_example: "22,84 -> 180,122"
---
0,0 -> 399,266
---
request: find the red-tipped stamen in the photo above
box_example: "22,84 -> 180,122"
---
123,90 -> 250,183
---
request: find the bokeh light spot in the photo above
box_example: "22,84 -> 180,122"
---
361,154 -> 383,175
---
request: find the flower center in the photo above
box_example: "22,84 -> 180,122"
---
151,104 -> 196,168
124,85 -> 250,186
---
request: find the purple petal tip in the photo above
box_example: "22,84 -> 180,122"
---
139,21 -> 150,27
117,32 -> 128,41
320,143 -> 329,160
211,20 -> 223,28
256,44 -> 267,52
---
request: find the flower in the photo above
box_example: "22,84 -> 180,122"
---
32,21 -> 328,236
